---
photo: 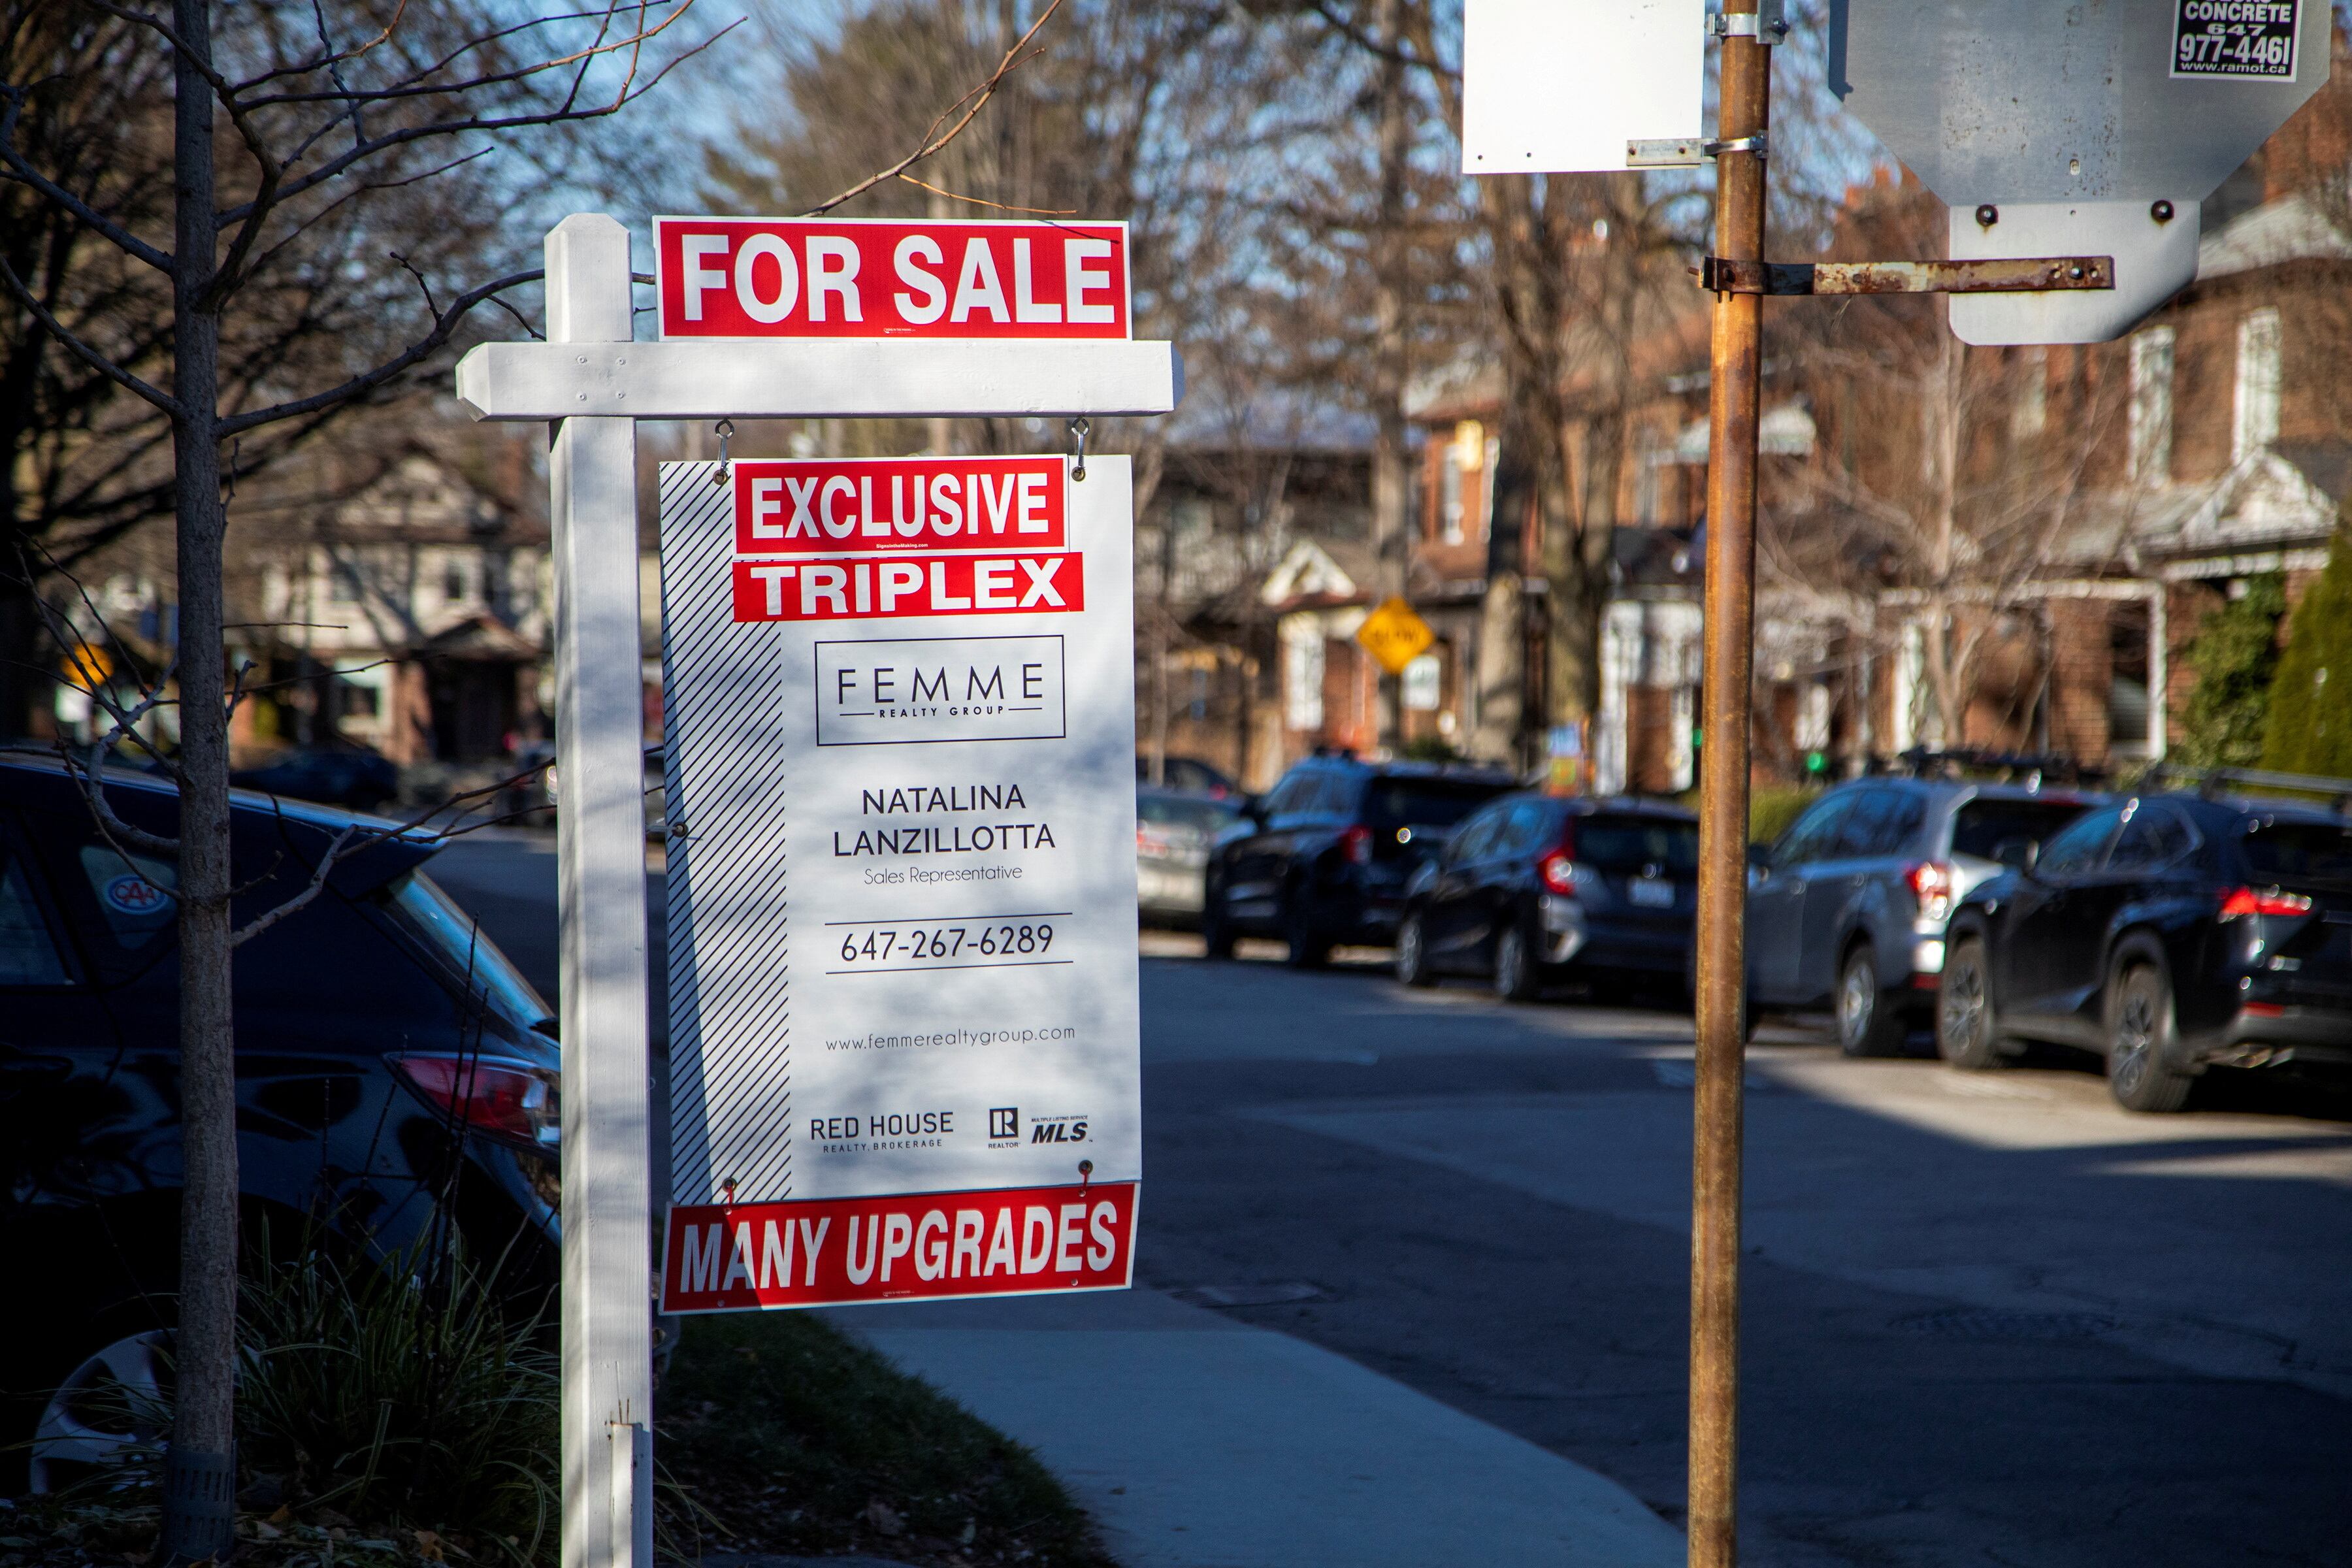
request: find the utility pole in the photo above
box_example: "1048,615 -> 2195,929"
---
1369,0 -> 1412,751
1689,3 -> 1768,1564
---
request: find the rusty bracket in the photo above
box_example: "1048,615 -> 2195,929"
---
1695,255 -> 2114,296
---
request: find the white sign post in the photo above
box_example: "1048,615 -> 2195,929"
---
455,213 -> 1179,1568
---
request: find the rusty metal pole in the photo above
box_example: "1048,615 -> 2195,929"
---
1690,7 -> 1771,1568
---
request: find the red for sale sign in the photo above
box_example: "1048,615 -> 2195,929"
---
661,1181 -> 1137,1312
654,217 -> 1130,340
732,456 -> 1067,554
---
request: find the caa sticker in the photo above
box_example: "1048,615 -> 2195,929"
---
103,874 -> 171,916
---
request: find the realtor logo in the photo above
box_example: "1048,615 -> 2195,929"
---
814,634 -> 1066,746
988,1107 -> 1020,1139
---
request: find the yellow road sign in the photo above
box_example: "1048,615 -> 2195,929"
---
1356,596 -> 1435,676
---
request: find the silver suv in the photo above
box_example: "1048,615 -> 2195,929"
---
1748,777 -> 2099,1054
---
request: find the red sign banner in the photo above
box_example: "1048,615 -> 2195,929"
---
732,553 -> 1084,622
733,457 -> 1066,555
661,1182 -> 1137,1312
654,217 -> 1130,340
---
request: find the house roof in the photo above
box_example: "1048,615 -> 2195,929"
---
2197,190 -> 2352,281
1260,536 -> 1379,610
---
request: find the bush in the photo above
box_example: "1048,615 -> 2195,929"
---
2176,575 -> 2286,768
233,1241 -> 561,1565
2263,527 -> 2352,778
1748,783 -> 1820,845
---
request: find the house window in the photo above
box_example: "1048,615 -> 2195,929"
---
2128,327 -> 2174,485
443,555 -> 472,604
2233,306 -> 2281,462
325,550 -> 357,605
1281,619 -> 1325,730
1439,449 -> 1465,543
2010,347 -> 2048,439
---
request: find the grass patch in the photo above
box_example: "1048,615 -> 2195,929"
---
657,1312 -> 1114,1568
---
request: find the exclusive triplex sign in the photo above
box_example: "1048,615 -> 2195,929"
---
659,454 -> 1141,1313
653,217 -> 1131,340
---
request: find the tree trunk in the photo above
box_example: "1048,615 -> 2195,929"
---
161,0 -> 238,1560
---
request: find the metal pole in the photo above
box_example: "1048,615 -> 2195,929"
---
1690,10 -> 1769,1568
546,212 -> 655,1568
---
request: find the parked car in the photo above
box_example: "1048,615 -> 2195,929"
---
1939,792 -> 2352,1111
0,753 -> 560,1492
229,743 -> 402,810
1201,755 -> 1516,965
1135,754 -> 1239,800
1396,793 -> 1698,1002
1136,785 -> 1242,926
1747,777 -> 2097,1054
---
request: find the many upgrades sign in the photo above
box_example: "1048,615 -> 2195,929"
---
658,453 -> 1141,1311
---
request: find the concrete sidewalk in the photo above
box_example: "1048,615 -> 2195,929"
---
824,1287 -> 1683,1568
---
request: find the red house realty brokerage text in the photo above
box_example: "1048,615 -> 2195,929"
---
662,1182 -> 1137,1310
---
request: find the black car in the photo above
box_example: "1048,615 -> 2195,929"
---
1940,792 -> 2352,1111
0,755 -> 559,1490
1202,756 -> 1516,965
230,744 -> 402,810
1396,793 -> 1698,1002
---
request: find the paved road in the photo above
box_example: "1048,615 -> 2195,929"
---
429,836 -> 2352,1567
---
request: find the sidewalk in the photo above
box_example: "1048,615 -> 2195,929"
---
823,1287 -> 1684,1568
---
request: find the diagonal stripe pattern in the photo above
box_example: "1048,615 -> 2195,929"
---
661,461 -> 797,1204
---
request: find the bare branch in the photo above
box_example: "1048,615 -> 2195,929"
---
0,255 -> 184,417
231,823 -> 359,948
218,267 -> 542,435
895,172 -> 1075,217
800,0 -> 1067,217
0,86 -> 176,272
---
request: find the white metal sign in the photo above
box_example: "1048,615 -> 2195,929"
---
1833,0 -> 2330,344
1461,0 -> 1703,173
657,455 -> 1142,1311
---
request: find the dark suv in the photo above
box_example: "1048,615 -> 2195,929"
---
1202,756 -> 1516,965
1940,792 -> 2352,1111
1396,793 -> 1698,1001
0,755 -> 560,1490
1748,777 -> 2097,1054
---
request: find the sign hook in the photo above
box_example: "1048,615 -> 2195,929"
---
708,419 -> 736,487
1066,416 -> 1090,482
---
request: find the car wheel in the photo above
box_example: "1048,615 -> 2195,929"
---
1835,943 -> 1905,1057
1395,911 -> 1434,987
1201,889 -> 1237,960
1283,889 -> 1328,969
1493,922 -> 1540,1003
2107,962 -> 2193,1113
28,1328 -> 174,1495
1936,937 -> 2007,1071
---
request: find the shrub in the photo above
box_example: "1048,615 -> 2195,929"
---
2262,527 -> 2352,778
2176,574 -> 2285,768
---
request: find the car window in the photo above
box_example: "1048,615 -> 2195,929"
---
1261,775 -> 1315,818
1774,794 -> 1852,867
1576,815 -> 1700,875
1832,791 -> 1900,857
1363,778 -> 1509,832
0,853 -> 70,986
77,842 -> 180,951
1315,776 -> 1360,817
2238,819 -> 2352,883
1138,794 -> 1237,834
2108,804 -> 2195,871
1446,807 -> 1505,864
1948,798 -> 2091,860
2034,807 -> 2121,876
1497,801 -> 1552,855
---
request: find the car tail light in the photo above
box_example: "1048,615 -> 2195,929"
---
1340,825 -> 1373,864
391,1054 -> 559,1151
2219,887 -> 2314,921
1137,825 -> 1170,857
1539,850 -> 1577,895
1907,861 -> 1957,923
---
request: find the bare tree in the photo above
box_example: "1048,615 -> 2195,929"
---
0,3 -> 711,1556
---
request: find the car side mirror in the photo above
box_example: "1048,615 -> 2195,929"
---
1991,836 -> 2038,873
1241,795 -> 1267,826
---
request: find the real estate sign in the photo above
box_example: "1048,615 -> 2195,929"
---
657,453 -> 1142,1312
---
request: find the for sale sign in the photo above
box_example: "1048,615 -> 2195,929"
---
2173,0 -> 2300,79
657,454 -> 1140,1312
653,218 -> 1130,340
